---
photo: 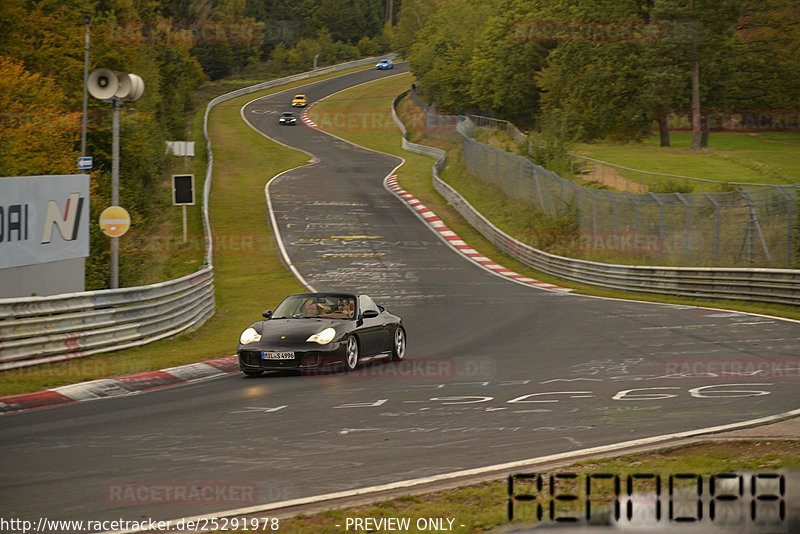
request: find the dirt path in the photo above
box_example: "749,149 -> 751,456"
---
580,160 -> 650,193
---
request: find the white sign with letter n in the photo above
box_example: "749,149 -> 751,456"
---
0,174 -> 90,269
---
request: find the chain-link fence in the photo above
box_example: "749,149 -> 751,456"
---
413,95 -> 798,268
457,113 -> 788,195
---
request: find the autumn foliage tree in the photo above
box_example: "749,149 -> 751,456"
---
0,57 -> 81,176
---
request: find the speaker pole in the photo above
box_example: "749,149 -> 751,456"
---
111,97 -> 120,289
80,12 -> 92,158
88,67 -> 143,289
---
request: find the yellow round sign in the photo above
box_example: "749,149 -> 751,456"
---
99,206 -> 131,237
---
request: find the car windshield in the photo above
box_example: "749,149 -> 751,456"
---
282,112 -> 293,116
272,295 -> 355,319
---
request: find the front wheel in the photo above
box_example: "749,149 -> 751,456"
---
391,327 -> 406,361
343,336 -> 359,371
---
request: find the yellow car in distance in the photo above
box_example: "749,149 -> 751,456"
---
291,94 -> 308,107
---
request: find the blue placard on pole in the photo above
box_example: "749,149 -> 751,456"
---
78,156 -> 93,170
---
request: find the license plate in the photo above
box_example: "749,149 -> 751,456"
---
262,351 -> 294,360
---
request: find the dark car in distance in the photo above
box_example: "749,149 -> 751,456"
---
237,293 -> 406,376
278,111 -> 297,125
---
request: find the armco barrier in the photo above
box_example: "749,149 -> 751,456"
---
392,91 -> 800,306
391,90 -> 448,178
0,268 -> 215,370
0,56 -> 393,371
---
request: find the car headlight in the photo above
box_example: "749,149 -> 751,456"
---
307,327 -> 336,345
239,327 -> 261,345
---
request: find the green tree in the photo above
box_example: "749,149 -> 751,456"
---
393,0 -> 442,57
533,0 -> 678,142
408,0 -> 498,111
468,10 -> 547,122
314,0 -> 384,44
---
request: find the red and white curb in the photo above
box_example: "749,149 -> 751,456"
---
385,175 -> 571,293
300,107 -> 316,127
0,355 -> 239,415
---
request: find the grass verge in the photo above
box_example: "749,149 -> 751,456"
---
240,440 -> 800,533
572,133 -> 800,186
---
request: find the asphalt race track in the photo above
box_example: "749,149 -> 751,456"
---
1,64 -> 799,526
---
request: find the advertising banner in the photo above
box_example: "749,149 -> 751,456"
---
0,174 -> 90,269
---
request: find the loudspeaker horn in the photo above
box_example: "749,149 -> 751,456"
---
87,68 -> 119,100
125,73 -> 145,102
114,72 -> 132,99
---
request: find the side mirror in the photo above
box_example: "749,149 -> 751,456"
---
262,310 -> 272,319
362,310 -> 379,319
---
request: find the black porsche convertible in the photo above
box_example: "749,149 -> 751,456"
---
237,292 -> 406,376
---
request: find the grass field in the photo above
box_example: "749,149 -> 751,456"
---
572,132 -> 800,186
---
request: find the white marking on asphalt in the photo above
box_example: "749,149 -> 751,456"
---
334,399 -> 388,408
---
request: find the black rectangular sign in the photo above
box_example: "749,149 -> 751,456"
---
172,174 -> 195,205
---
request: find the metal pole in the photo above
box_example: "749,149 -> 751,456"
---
773,186 -> 793,267
591,190 -> 597,244
649,193 -> 665,258
111,98 -> 119,289
609,191 -> 618,233
183,149 -> 189,244
80,13 -> 92,157
748,209 -> 754,265
626,193 -> 640,243
788,191 -> 794,267
703,193 -> 720,265
675,193 -> 691,264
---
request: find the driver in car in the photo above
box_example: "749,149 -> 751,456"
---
302,299 -> 320,316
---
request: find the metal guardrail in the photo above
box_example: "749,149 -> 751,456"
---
0,269 -> 215,370
393,91 -> 800,306
0,56 -> 392,371
392,90 -> 447,175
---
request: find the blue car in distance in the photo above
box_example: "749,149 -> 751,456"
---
376,59 -> 394,70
